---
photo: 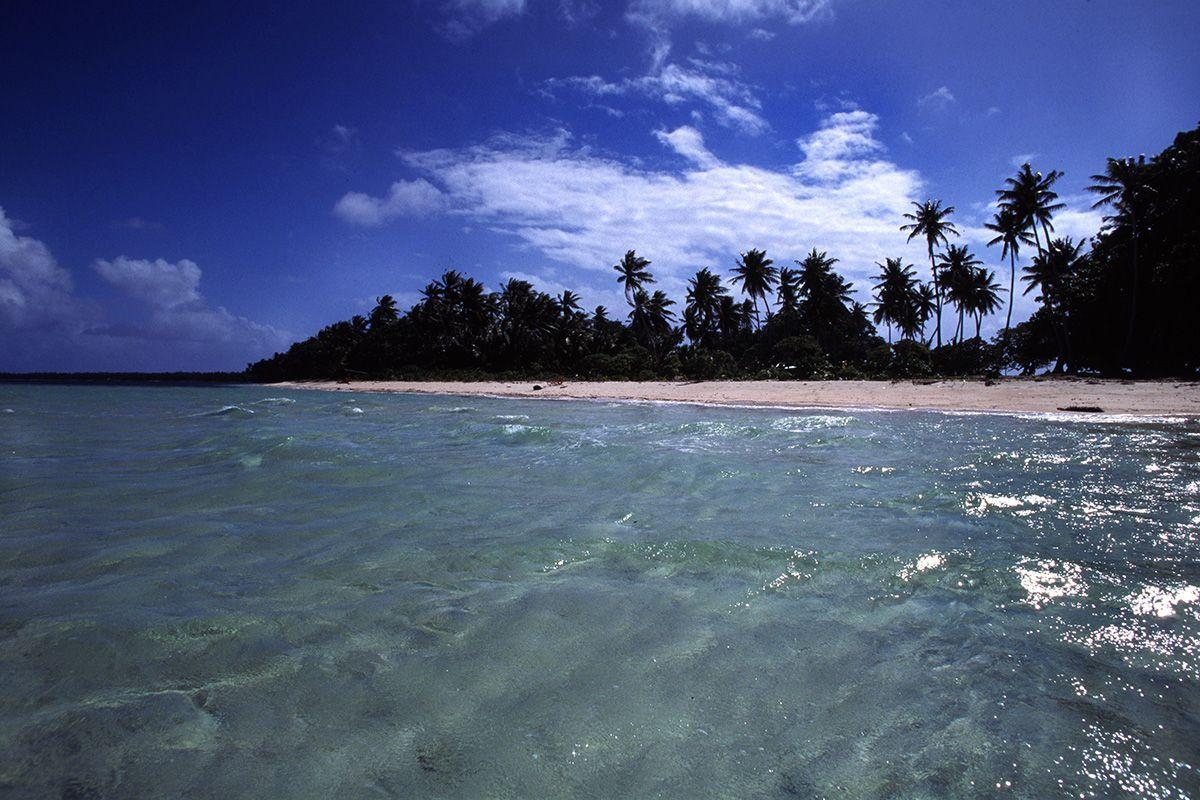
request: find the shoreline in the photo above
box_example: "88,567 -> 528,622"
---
270,378 -> 1200,418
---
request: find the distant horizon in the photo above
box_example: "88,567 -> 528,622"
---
3,0 -> 1198,371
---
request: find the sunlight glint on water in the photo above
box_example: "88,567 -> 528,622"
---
1,385 -> 1198,798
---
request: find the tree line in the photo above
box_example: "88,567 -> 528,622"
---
246,123 -> 1200,382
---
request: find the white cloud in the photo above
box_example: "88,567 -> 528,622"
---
655,125 -> 723,168
794,109 -> 884,182
94,256 -> 202,308
917,85 -> 956,111
333,179 -> 446,226
91,256 -> 288,352
0,210 -> 288,371
1009,152 -> 1040,168
440,0 -> 526,39
747,27 -> 775,40
331,124 -> 358,150
0,207 -> 80,331
557,0 -> 599,25
547,59 -> 769,135
629,0 -> 833,26
383,110 -> 926,307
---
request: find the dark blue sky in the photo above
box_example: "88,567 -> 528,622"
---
3,0 -> 1198,370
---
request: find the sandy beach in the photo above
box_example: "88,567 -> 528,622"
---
273,378 -> 1200,417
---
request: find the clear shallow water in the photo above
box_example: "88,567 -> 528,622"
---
1,385 -> 1199,799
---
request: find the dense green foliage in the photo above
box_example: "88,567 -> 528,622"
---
247,124 -> 1200,382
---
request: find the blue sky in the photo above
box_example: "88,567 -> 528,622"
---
2,0 -> 1197,371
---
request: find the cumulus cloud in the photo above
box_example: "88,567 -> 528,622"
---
0,209 -> 287,371
655,125 -> 723,168
917,85 -> 956,112
547,59 -> 769,135
794,109 -> 885,182
333,178 -> 447,226
375,110 -> 926,306
94,256 -> 202,308
628,0 -> 833,26
91,256 -> 286,350
440,0 -> 526,39
0,207 -> 80,331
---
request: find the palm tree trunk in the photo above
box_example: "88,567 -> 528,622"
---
929,247 -> 942,348
1122,217 -> 1139,371
1004,250 -> 1015,335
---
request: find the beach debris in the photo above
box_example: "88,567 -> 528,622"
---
532,384 -> 542,391
1058,405 -> 1104,413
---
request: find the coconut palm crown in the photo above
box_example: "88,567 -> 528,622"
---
900,199 -> 959,348
613,250 -> 654,306
730,249 -> 778,328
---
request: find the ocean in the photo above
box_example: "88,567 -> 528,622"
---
2,385 -> 1198,798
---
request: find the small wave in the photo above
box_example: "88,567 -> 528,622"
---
340,406 -> 365,416
202,405 -> 255,418
251,397 -> 295,406
964,492 -> 1054,517
499,423 -> 552,440
427,405 -> 476,414
494,414 -> 530,421
2,408 -> 13,414
772,414 -> 852,433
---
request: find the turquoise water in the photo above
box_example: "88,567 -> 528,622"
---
2,385 -> 1199,799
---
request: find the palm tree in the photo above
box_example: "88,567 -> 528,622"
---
872,258 -> 918,343
900,199 -> 958,348
630,289 -> 677,352
997,163 -> 1065,257
369,295 -> 399,328
1088,155 -> 1152,360
493,278 -> 556,367
904,282 -> 937,342
684,268 -> 727,346
1022,237 -> 1085,372
776,267 -> 801,315
554,291 -> 583,321
985,205 -> 1035,339
796,249 -> 853,333
730,249 -> 778,328
963,267 -> 1005,340
715,295 -> 752,340
936,244 -> 983,343
613,250 -> 654,307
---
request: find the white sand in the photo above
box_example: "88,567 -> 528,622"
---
272,378 -> 1200,417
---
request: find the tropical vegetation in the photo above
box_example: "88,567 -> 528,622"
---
247,123 -> 1200,382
